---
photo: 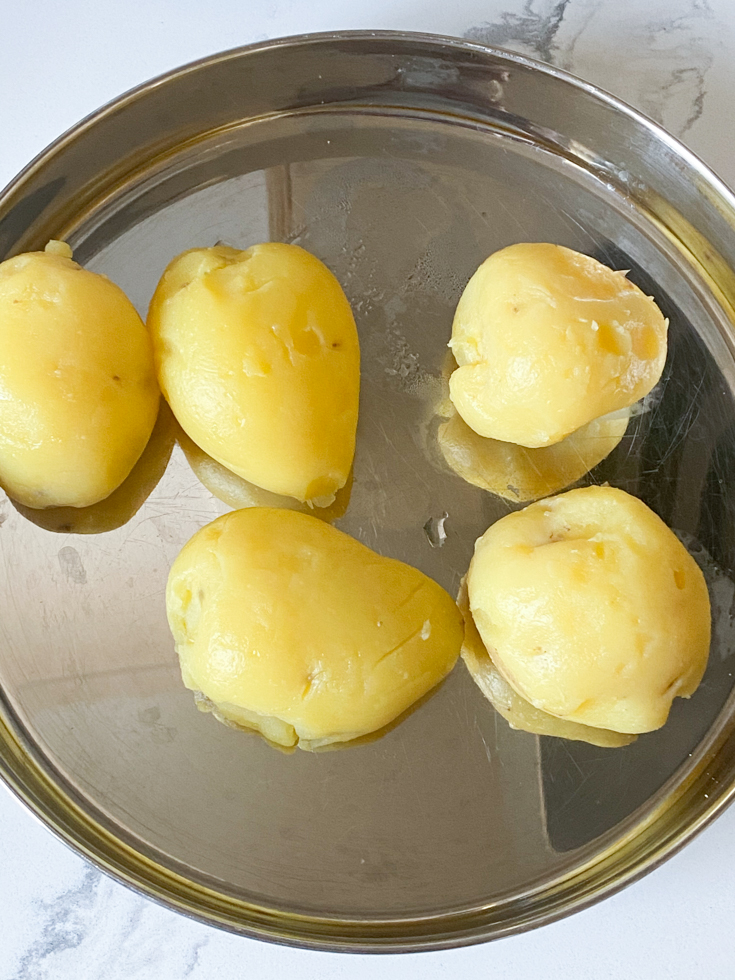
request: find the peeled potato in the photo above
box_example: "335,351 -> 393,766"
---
166,508 -> 462,750
176,426 -> 352,523
467,486 -> 711,734
449,243 -> 667,447
148,243 -> 360,504
457,578 -> 634,747
12,400 -> 176,534
0,241 -> 159,508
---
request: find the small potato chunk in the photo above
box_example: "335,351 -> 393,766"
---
449,243 -> 667,447
148,243 -> 360,503
166,508 -> 462,750
0,242 -> 159,508
467,486 -> 710,734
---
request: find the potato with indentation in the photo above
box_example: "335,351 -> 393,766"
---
449,243 -> 667,448
467,486 -> 710,734
166,508 -> 463,750
0,241 -> 159,508
148,243 -> 360,504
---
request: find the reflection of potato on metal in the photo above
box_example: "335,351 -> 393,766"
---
438,405 -> 629,503
192,679 -> 447,755
166,508 -> 463,751
11,401 -> 176,534
467,487 -> 711,735
457,578 -> 635,747
176,426 -> 352,523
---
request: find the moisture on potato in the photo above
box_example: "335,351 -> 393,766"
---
166,508 -> 463,750
449,243 -> 668,448
0,241 -> 159,508
467,486 -> 711,734
148,243 -> 360,504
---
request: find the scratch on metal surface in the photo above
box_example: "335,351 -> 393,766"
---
478,729 -> 494,765
561,738 -> 585,779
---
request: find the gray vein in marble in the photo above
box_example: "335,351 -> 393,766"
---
14,865 -> 102,980
8,861 -> 215,980
182,938 -> 208,977
464,0 -> 570,62
464,0 -> 720,138
672,65 -> 707,134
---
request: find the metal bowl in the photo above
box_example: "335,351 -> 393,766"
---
1,31 -> 735,952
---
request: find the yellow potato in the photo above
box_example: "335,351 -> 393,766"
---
457,579 -> 634,747
467,486 -> 710,734
11,400 -> 176,534
166,508 -> 462,750
148,243 -> 360,504
0,242 -> 159,508
176,425 -> 352,523
449,243 -> 667,447
438,405 -> 629,503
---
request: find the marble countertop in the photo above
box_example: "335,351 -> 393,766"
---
2,1 -> 735,976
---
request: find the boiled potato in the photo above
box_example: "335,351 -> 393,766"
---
176,426 -> 352,523
467,486 -> 710,734
457,578 -> 635,747
12,400 -> 176,533
0,241 -> 159,508
449,243 -> 667,447
166,508 -> 462,750
148,243 -> 360,504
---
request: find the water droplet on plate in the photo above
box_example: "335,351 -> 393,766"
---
423,512 -> 448,548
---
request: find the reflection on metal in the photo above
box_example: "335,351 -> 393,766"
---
266,164 -> 293,242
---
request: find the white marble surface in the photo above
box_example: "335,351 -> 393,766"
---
2,1 -> 735,976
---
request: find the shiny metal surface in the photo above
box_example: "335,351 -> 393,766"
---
1,31 -> 735,951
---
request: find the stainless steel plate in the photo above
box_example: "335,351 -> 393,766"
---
2,31 -> 735,952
